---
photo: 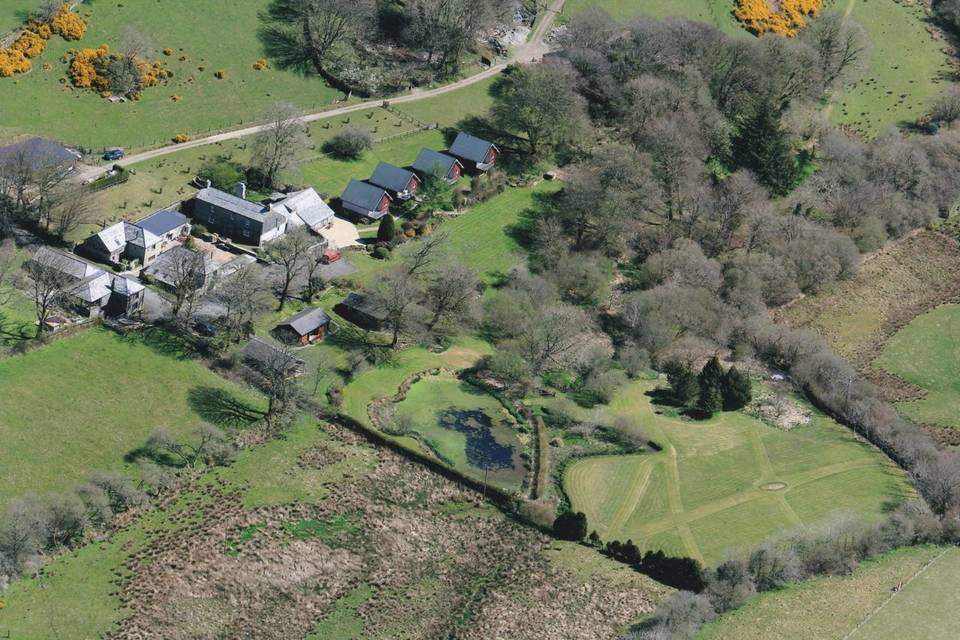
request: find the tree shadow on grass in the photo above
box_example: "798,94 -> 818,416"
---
0,311 -> 34,348
188,386 -> 265,428
119,325 -> 199,360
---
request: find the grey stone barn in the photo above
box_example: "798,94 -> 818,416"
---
31,247 -> 143,319
192,187 -> 288,246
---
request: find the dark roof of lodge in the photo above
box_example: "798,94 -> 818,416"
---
136,209 -> 188,237
276,307 -> 331,336
337,291 -> 388,320
412,148 -> 461,176
196,187 -> 268,222
448,132 -> 496,163
0,137 -> 78,171
369,162 -> 418,193
341,179 -> 390,211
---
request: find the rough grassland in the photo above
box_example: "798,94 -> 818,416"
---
0,417 -> 671,639
699,546 -> 956,640
874,304 -> 960,430
0,0 -> 342,149
561,0 -> 743,35
0,327 -> 263,508
832,0 -> 952,137
563,379 -> 912,565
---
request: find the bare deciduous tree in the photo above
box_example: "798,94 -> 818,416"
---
425,264 -> 480,331
216,264 -> 271,342
372,267 -> 425,349
264,228 -> 312,311
167,249 -> 208,320
251,101 -> 310,189
145,425 -> 236,469
49,184 -> 93,240
803,11 -> 869,92
24,254 -> 72,335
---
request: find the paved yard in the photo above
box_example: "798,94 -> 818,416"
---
320,216 -> 361,248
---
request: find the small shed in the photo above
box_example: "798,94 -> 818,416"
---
448,132 -> 498,172
369,161 -> 421,200
242,337 -> 305,376
412,148 -> 463,183
340,180 -> 392,223
333,292 -> 389,330
273,307 -> 332,345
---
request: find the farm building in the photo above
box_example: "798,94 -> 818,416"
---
341,180 -> 393,222
83,209 -> 190,268
448,132 -> 498,172
242,337 -> 305,376
412,148 -> 463,183
273,307 -> 332,345
334,292 -> 389,330
368,162 -> 421,200
0,137 -> 79,176
30,247 -> 144,319
270,188 -> 336,232
193,186 -> 288,246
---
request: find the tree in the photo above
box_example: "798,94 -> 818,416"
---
733,95 -> 798,196
424,263 -> 480,331
372,267 -> 425,349
49,184 -> 93,240
666,362 -> 698,405
553,511 -> 588,541
119,25 -> 154,59
259,0 -> 372,77
198,157 -> 244,191
243,343 -> 303,429
376,213 -> 396,243
698,356 -> 724,417
24,255 -> 71,336
410,0 -> 489,72
104,55 -> 144,97
927,85 -> 960,125
492,63 -> 588,158
0,239 -> 17,306
399,231 -> 449,277
167,249 -> 207,320
301,247 -> 327,302
144,425 -> 236,468
323,127 -> 373,160
216,264 -> 271,342
418,164 -> 455,214
250,101 -> 310,189
803,12 -> 868,93
263,228 -> 312,311
721,366 -> 752,411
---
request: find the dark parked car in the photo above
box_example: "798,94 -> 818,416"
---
103,148 -> 124,161
193,319 -> 217,337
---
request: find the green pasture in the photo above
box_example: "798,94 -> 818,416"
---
700,545 -> 957,640
562,379 -> 913,564
393,374 -> 526,490
0,0 -> 343,150
0,327 -> 264,508
0,1 -> 35,34
875,304 -> 960,429
560,0 -> 742,35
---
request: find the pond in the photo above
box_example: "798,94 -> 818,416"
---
393,375 -> 526,490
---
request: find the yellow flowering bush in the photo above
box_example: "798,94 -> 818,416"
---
68,45 -> 110,90
12,30 -> 47,58
734,0 -> 823,37
172,133 -> 190,143
0,48 -> 32,77
50,3 -> 88,40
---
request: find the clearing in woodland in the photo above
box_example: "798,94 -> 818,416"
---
562,379 -> 912,565
699,545 -> 960,640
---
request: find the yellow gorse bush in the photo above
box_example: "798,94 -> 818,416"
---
734,0 -> 823,37
0,3 -> 87,77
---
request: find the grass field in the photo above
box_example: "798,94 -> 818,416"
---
0,0 -> 35,34
394,374 -> 527,490
0,327 -> 264,508
560,0 -> 743,35
0,0 -> 344,150
700,545 -> 958,640
562,379 -> 912,564
875,304 -> 960,429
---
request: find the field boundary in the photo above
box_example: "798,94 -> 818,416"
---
843,547 -> 953,640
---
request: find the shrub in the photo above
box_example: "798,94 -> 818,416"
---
214,69 -> 226,79
372,245 -> 391,260
0,48 -> 31,77
553,511 -> 588,541
12,31 -> 46,58
50,4 -> 88,40
172,133 -> 189,144
377,214 -> 397,243
647,591 -> 716,640
198,158 -> 243,191
253,58 -> 270,70
734,0 -> 823,37
323,127 -> 374,160
68,45 -> 109,90
163,48 -> 173,56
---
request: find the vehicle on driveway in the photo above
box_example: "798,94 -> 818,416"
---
103,147 -> 124,161
320,248 -> 342,265
193,319 -> 218,337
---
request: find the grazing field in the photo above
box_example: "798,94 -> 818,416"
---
0,0 -> 343,150
393,374 -> 527,490
0,416 -> 671,639
875,304 -> 960,430
699,546 -> 958,640
832,0 -> 952,137
0,1 -> 35,34
560,0 -> 743,35
562,379 -> 912,564
0,327 -> 264,508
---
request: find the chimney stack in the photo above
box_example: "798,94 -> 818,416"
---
235,181 -> 247,199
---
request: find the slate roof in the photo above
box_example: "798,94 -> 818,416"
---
242,337 -> 304,372
369,162 -> 419,193
32,247 -> 140,303
276,307 -> 331,336
276,188 -> 335,228
341,179 -> 390,212
93,222 -> 129,254
412,148 -> 461,177
33,246 -> 99,280
109,275 -> 144,296
196,187 -> 269,222
0,137 -> 78,172
136,209 -> 188,238
338,291 -> 388,321
144,246 -> 216,288
449,132 -> 497,164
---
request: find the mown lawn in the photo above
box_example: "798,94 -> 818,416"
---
562,379 -> 913,565
0,327 -> 264,508
0,0 -> 343,150
699,545 -> 955,640
875,304 -> 960,430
